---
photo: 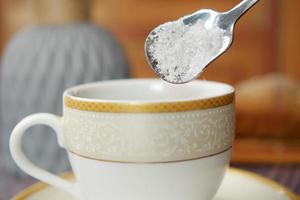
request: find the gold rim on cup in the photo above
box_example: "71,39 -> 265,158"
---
64,92 -> 235,113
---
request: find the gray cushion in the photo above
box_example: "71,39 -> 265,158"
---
0,23 -> 130,177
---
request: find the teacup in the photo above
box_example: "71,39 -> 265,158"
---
10,79 -> 235,200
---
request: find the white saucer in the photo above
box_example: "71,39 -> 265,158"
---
12,168 -> 299,200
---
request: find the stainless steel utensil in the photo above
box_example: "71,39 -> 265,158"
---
145,0 -> 260,84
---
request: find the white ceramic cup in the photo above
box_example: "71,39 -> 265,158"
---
10,79 -> 235,200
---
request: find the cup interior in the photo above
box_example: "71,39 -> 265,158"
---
64,79 -> 234,103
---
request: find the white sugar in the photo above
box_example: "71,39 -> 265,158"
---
147,18 -> 225,83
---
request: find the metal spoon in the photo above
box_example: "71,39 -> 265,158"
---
145,0 -> 260,84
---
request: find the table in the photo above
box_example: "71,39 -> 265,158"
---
234,164 -> 300,195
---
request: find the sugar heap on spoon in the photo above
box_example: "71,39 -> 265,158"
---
146,18 -> 224,84
145,0 -> 260,84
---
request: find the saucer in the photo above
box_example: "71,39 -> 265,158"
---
12,168 -> 299,200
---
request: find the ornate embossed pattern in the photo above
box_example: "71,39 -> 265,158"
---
63,104 -> 235,162
64,93 -> 234,113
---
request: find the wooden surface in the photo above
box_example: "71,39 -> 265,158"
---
33,0 -> 90,24
0,0 -> 281,83
278,0 -> 300,81
233,138 -> 300,164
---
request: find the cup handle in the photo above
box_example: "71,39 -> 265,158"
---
9,113 -> 80,198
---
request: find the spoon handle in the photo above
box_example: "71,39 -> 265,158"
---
219,0 -> 260,27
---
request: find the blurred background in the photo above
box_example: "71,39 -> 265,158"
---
0,0 -> 299,199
